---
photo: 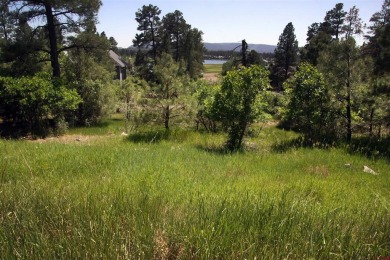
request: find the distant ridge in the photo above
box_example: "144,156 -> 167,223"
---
204,42 -> 276,53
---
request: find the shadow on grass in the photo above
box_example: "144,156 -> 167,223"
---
127,131 -> 169,143
272,136 -> 335,153
0,122 -> 30,139
272,134 -> 390,161
347,136 -> 390,161
88,121 -> 110,128
195,144 -> 232,155
126,129 -> 191,144
195,142 -> 249,155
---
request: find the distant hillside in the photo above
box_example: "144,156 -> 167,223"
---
204,42 -> 276,53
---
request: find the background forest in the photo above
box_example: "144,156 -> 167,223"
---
0,1 -> 388,149
0,0 -> 389,153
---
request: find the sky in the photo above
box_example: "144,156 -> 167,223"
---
96,0 -> 384,48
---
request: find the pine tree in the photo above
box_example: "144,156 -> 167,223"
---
3,0 -> 101,77
271,22 -> 299,89
324,3 -> 347,40
133,4 -> 162,62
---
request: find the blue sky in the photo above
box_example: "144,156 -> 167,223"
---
96,0 -> 384,48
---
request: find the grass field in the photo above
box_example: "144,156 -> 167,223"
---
203,64 -> 223,74
0,120 -> 389,258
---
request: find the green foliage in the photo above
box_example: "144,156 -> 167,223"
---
283,63 -> 334,141
133,4 -> 162,61
211,65 -> 270,150
261,91 -> 287,120
271,22 -> 299,89
194,80 -> 220,132
222,49 -> 265,76
119,77 -> 149,131
133,5 -> 204,80
183,28 -> 205,79
318,38 -> 368,141
324,3 -> 347,40
300,24 -> 332,65
0,74 -> 80,137
0,15 -> 45,77
139,53 -> 196,129
75,79 -> 118,126
63,31 -> 118,126
3,0 -> 102,77
161,10 -> 189,61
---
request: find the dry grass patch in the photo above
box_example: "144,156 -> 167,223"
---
203,73 -> 220,83
29,134 -> 116,144
306,164 -> 331,178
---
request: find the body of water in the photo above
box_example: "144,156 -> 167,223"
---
204,59 -> 227,65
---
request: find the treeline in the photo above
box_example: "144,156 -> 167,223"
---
132,5 -> 204,80
204,50 -> 274,61
0,0 -> 123,137
271,1 -> 390,143
0,1 -> 389,154
128,2 -> 390,152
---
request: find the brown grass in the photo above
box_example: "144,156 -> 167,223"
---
28,134 -> 116,144
203,73 -> 220,83
306,165 -> 331,178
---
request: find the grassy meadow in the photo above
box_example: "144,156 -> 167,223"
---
0,118 -> 389,258
203,64 -> 223,74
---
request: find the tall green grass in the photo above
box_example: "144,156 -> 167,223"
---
203,64 -> 223,74
0,125 -> 389,258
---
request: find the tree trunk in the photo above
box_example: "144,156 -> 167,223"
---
164,106 -> 169,129
241,40 -> 248,67
44,2 -> 61,77
346,55 -> 352,143
369,108 -> 375,136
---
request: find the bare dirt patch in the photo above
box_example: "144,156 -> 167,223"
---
203,73 -> 220,83
29,134 -> 115,144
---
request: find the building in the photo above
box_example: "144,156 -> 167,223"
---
109,50 -> 127,81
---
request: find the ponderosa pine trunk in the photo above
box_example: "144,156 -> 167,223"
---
44,2 -> 61,77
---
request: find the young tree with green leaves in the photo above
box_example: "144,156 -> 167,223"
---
194,80 -> 220,132
284,63 -> 334,141
212,65 -> 270,151
0,74 -> 80,137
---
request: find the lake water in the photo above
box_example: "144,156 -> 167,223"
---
204,59 -> 227,65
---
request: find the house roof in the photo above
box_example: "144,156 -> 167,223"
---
109,50 -> 126,68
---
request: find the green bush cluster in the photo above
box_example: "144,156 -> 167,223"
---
0,74 -> 80,137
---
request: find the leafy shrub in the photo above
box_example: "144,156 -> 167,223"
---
194,80 -> 220,132
0,74 -> 80,137
283,63 -> 337,142
211,65 -> 270,150
74,79 -> 118,126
